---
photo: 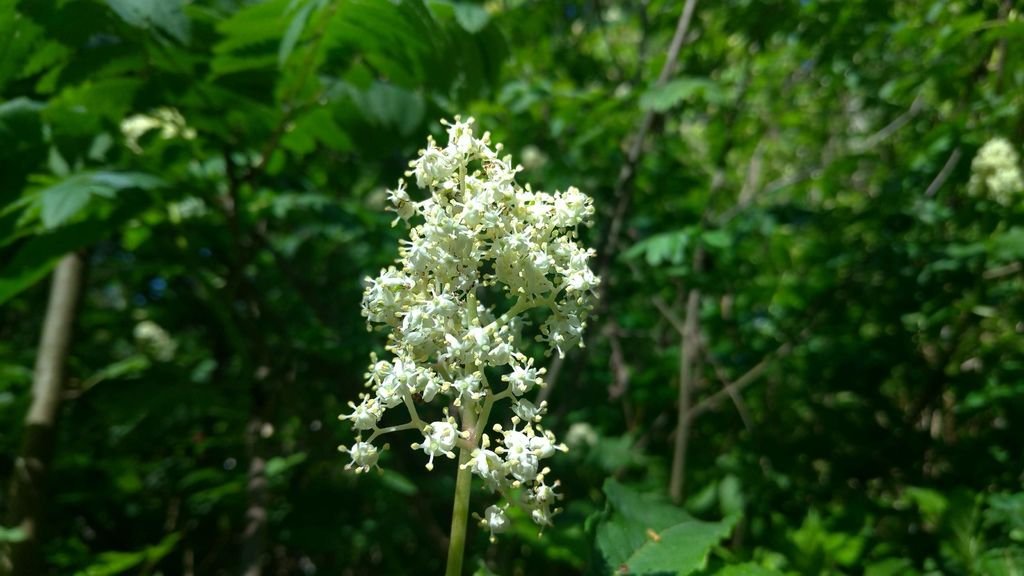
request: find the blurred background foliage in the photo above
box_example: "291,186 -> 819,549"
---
1,0 -> 1023,574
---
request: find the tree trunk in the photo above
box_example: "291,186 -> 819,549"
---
5,253 -> 85,576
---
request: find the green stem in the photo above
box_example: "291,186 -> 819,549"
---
445,400 -> 477,576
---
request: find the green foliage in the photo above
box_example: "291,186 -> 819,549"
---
595,480 -> 735,575
74,533 -> 180,576
1,0 -> 1022,575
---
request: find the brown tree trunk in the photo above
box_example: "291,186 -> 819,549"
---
4,253 -> 85,576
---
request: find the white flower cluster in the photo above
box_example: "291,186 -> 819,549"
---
339,117 -> 598,537
968,137 -> 1023,206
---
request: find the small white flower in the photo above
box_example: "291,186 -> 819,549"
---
339,396 -> 383,431
482,505 -> 509,542
503,360 -> 545,396
412,419 -> 460,470
339,441 -> 379,473
511,398 -> 546,422
387,180 -> 417,221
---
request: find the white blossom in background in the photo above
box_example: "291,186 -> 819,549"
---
120,107 -> 196,154
133,320 -> 177,362
339,117 -> 598,536
968,137 -> 1023,206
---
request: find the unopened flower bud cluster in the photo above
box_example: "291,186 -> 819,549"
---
339,117 -> 598,538
968,137 -> 1023,207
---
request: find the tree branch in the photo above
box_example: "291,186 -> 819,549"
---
5,253 -> 85,576
687,342 -> 792,423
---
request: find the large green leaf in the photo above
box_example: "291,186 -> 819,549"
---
37,171 -> 164,229
595,480 -> 736,575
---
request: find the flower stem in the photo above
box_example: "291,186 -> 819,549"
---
445,400 -> 478,576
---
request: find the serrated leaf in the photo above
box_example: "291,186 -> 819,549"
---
625,519 -> 735,575
212,0 -> 290,76
596,480 -> 736,575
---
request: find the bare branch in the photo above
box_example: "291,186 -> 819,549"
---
688,342 -> 793,422
925,147 -> 962,198
850,94 -> 924,153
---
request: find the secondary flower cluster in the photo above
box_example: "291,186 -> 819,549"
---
339,117 -> 598,538
968,137 -> 1023,206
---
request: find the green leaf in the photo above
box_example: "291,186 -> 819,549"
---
38,171 -> 164,229
379,469 -> 418,495
702,230 -> 732,249
625,519 -> 736,575
81,355 -> 152,391
279,0 -> 317,67
717,564 -> 783,576
976,547 -> 1024,576
453,3 -> 490,33
75,533 -> 181,576
595,479 -> 735,575
212,0 -> 290,76
105,0 -> 191,43
864,558 -> 919,576
623,230 -> 692,267
266,453 -> 308,477
0,525 -> 27,543
640,77 -> 729,113
989,227 -> 1024,262
347,81 -> 425,136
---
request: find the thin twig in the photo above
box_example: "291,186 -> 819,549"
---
850,94 -> 924,153
701,339 -> 754,430
924,147 -> 962,198
652,295 -> 686,335
983,262 -> 1022,280
687,342 -> 792,422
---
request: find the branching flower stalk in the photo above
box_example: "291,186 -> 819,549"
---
338,117 -> 598,575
